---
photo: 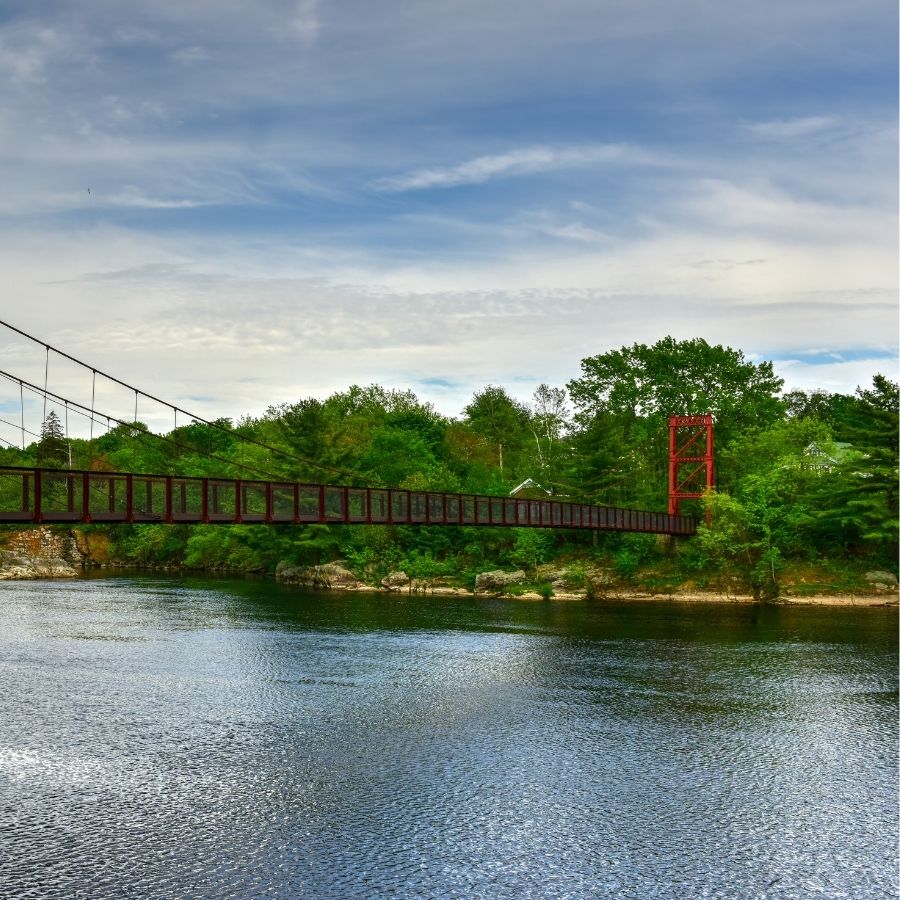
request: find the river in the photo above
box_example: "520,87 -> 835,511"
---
0,575 -> 896,899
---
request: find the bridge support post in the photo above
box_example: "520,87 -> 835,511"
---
668,414 -> 714,525
33,467 -> 42,524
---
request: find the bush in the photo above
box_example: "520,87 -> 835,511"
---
612,533 -> 659,579
509,529 -> 554,570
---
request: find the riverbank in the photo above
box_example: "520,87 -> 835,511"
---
272,560 -> 898,606
302,582 -> 898,607
63,564 -> 895,607
0,549 -> 77,580
1,526 -> 896,606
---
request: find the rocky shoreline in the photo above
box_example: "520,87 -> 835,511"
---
0,527 -> 896,606
0,549 -> 78,580
272,561 -> 897,607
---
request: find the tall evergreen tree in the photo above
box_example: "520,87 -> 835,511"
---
36,410 -> 68,468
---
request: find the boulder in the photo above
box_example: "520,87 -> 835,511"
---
536,566 -> 568,586
584,568 -> 616,599
0,550 -> 77,580
275,562 -> 364,590
474,570 -> 526,593
318,562 -> 359,587
381,571 -> 410,591
864,571 -> 898,592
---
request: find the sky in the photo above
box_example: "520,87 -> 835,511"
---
0,0 -> 896,438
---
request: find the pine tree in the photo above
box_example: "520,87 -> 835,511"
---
808,375 -> 899,561
36,410 -> 68,468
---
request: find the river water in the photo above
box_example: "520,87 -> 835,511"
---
0,576 -> 896,899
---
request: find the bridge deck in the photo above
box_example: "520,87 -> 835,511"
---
0,466 -> 697,535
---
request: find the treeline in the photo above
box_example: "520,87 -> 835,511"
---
2,337 -> 897,598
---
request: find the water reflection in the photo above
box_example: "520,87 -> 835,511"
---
0,576 -> 896,898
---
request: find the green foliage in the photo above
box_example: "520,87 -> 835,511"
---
36,411 -> 68,468
400,549 -> 452,582
463,385 -> 530,479
287,525 -> 344,566
696,475 -> 813,601
182,525 -> 297,572
107,524 -> 189,564
567,337 -> 784,438
344,526 -> 403,581
612,533 -> 659,579
16,338 -> 890,589
509,529 -> 554,570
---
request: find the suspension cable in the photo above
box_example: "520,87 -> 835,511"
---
0,369 -> 286,482
65,399 -> 71,467
0,318 -> 378,485
89,369 -> 96,443
0,415 -> 40,441
19,380 -> 24,451
42,344 -> 49,423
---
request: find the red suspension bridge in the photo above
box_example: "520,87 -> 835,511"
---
0,321 -> 713,536
0,465 -> 697,534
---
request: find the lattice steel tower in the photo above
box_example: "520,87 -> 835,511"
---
668,414 -> 714,524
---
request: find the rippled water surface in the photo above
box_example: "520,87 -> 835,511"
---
0,576 -> 896,898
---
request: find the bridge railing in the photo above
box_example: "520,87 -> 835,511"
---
0,466 -> 697,534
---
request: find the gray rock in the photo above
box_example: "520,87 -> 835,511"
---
318,563 -> 359,587
381,571 -> 410,591
864,570 -> 898,586
864,570 -> 898,592
0,549 -> 77,580
537,567 -> 568,586
275,561 -> 363,589
584,568 -> 616,599
475,570 -> 526,593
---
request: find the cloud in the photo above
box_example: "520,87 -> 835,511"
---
373,144 -> 659,192
107,187 -> 209,209
744,116 -> 840,139
1,232 -> 895,429
170,45 -> 210,65
291,0 -> 320,41
0,22 -> 95,86
0,0 -> 893,426
772,356 -> 899,395
675,177 -> 896,245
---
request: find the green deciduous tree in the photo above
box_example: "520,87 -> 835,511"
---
527,383 -> 569,486
463,385 -> 530,479
566,337 -> 786,509
568,337 -> 784,441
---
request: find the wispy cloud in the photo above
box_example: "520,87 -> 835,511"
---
290,0 -> 321,41
744,115 -> 840,139
373,144 -> 659,192
107,187 -> 209,209
170,45 -> 210,65
0,0 -> 894,417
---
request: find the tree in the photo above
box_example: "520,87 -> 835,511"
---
463,385 -> 530,478
36,410 -> 68,468
807,375 -> 899,560
566,338 -> 786,504
567,337 -> 784,444
698,470 -> 813,601
528,383 -> 569,484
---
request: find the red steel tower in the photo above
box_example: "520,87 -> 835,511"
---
668,414 -> 714,523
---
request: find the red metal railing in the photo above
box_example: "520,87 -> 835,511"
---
0,465 -> 697,535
